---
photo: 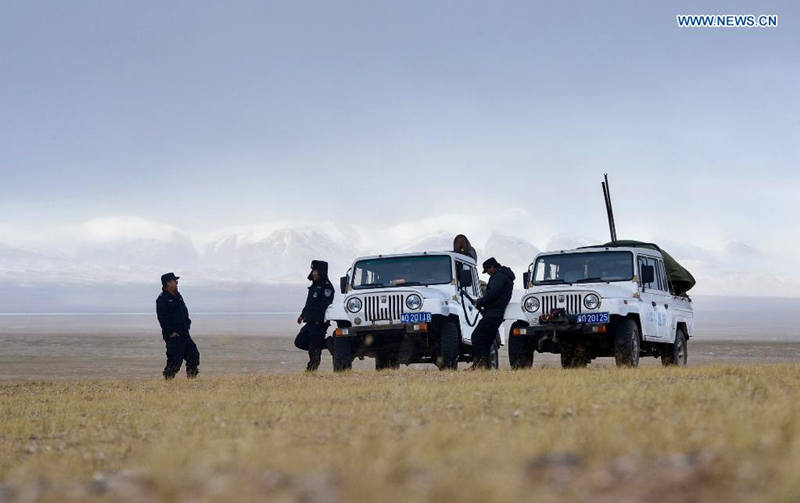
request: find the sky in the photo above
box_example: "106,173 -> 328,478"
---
1,1 -> 799,298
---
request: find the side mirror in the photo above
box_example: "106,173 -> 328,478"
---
458,269 -> 473,288
339,276 -> 349,294
640,265 -> 655,285
522,272 -> 531,289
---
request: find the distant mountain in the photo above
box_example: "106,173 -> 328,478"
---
203,228 -> 354,283
483,233 -> 540,273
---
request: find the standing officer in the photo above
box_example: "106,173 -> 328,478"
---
472,257 -> 515,369
294,260 -> 335,371
156,272 -> 200,379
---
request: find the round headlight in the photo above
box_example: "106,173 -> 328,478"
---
346,297 -> 363,313
523,296 -> 540,313
405,294 -> 422,310
583,293 -> 600,310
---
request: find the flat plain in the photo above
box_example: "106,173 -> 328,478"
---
3,363 -> 800,502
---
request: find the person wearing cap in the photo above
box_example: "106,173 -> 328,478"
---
294,260 -> 335,371
156,272 -> 199,379
471,257 -> 515,369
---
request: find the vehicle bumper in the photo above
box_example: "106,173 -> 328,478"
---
512,323 -> 609,336
334,322 -> 430,337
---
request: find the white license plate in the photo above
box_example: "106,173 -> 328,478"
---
401,312 -> 432,323
576,312 -> 609,324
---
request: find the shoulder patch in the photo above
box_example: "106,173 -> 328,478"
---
324,288 -> 333,297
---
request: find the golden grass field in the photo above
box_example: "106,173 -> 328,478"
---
2,365 -> 800,502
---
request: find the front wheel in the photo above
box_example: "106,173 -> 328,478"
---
508,326 -> 534,369
333,337 -> 353,372
437,320 -> 459,370
614,319 -> 641,368
662,328 -> 688,366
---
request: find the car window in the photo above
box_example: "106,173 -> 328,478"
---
638,256 -> 657,290
456,261 -> 470,290
658,260 -> 670,293
652,258 -> 664,292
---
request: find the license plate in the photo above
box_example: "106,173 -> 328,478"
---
401,312 -> 432,323
576,312 -> 609,324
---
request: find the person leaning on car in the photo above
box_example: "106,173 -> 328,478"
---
156,272 -> 200,379
294,260 -> 335,371
471,257 -> 515,369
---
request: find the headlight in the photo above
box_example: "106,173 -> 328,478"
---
583,293 -> 600,310
405,294 -> 422,310
523,296 -> 540,313
346,297 -> 363,313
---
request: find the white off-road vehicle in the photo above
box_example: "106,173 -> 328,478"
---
503,241 -> 695,368
326,251 -> 503,371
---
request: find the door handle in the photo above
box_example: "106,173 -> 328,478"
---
651,301 -> 657,307
664,304 -> 669,309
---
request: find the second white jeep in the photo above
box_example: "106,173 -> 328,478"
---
503,241 -> 695,368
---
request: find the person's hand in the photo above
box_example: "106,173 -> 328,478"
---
170,332 -> 179,338
297,316 -> 303,324
475,299 -> 484,309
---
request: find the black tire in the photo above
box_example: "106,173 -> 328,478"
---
333,336 -> 353,372
560,342 -> 588,368
614,319 -> 641,367
375,353 -> 400,370
508,332 -> 534,369
437,320 -> 459,370
662,328 -> 688,366
489,337 -> 500,370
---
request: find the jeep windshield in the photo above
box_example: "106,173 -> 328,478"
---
532,251 -> 633,285
352,255 -> 452,289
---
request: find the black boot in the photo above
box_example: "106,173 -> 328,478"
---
186,366 -> 199,379
306,351 -> 321,372
468,358 -> 490,370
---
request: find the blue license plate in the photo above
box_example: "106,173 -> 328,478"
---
576,312 -> 609,324
401,312 -> 432,323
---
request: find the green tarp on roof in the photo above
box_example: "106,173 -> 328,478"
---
593,240 -> 696,296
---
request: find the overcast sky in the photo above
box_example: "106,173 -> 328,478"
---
1,1 -> 798,296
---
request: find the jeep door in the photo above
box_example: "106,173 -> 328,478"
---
456,260 -> 481,345
637,255 -> 660,340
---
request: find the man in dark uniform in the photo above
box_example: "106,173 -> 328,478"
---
472,257 -> 515,369
156,272 -> 200,379
294,260 -> 335,371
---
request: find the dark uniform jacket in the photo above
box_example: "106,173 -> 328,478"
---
156,290 -> 191,338
477,266 -> 515,318
301,261 -> 335,324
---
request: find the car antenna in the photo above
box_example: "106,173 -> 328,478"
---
601,173 -> 618,243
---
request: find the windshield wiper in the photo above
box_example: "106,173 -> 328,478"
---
575,277 -> 604,284
536,279 -> 566,285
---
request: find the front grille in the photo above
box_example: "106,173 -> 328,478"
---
540,293 -> 583,315
363,293 -> 406,322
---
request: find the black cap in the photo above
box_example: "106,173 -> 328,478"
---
482,257 -> 500,273
161,272 -> 180,287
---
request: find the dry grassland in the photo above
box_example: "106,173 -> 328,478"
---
2,365 -> 800,502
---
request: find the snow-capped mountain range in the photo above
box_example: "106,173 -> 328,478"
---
1,216 -> 798,306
